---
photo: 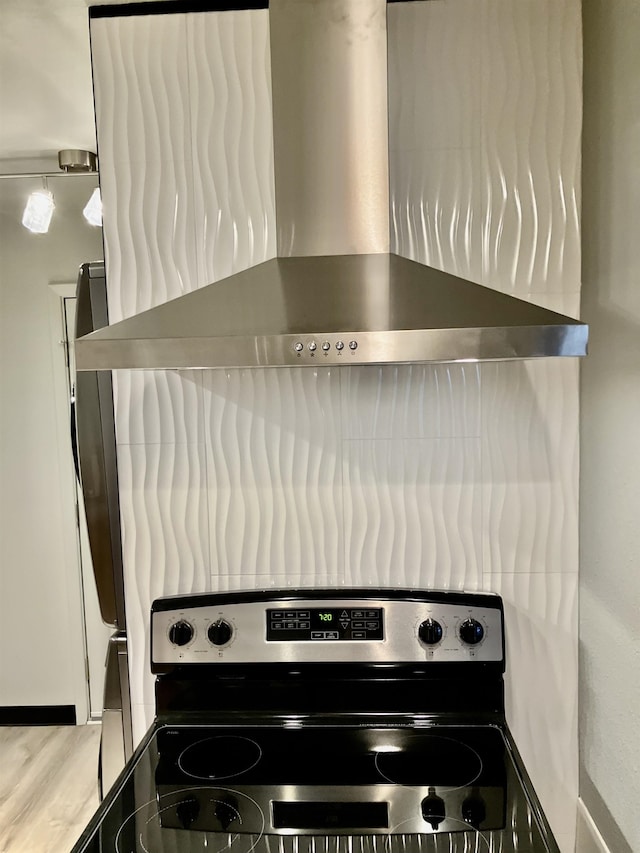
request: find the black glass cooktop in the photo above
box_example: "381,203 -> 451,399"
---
72,722 -> 557,853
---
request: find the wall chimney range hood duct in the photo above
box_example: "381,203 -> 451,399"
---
76,0 -> 587,372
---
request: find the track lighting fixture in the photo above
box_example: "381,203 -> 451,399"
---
0,150 -> 100,233
83,187 -> 103,227
21,177 -> 55,233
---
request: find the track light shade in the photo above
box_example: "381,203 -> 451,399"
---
83,187 -> 102,226
22,190 -> 55,233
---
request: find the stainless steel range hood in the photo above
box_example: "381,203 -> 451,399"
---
76,253 -> 587,369
77,0 -> 587,372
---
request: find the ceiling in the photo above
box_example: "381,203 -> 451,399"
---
0,0 -> 165,172
0,0 -> 94,169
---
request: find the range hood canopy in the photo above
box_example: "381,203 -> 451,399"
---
77,0 -> 587,372
76,253 -> 587,370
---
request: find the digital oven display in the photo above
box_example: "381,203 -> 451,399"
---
266,607 -> 384,641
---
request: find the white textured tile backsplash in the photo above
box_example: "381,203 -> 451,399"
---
92,2 -> 582,851
91,14 -> 197,321
343,436 -> 482,589
117,441 -> 211,706
114,370 -> 205,445
390,146 -> 484,282
480,0 -> 582,296
486,571 -> 579,844
388,0 -> 484,284
203,368 -> 344,583
481,359 -> 580,575
186,10 -> 276,285
341,364 -> 481,440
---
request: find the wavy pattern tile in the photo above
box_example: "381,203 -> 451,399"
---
481,359 -> 580,575
387,0 -> 483,283
485,572 -> 578,850
343,438 -> 482,589
388,0 -> 581,299
209,574 -> 343,593
390,148 -> 483,283
481,0 -> 582,295
187,10 -> 276,284
92,10 -> 276,321
341,364 -> 481,440
113,370 -> 205,445
117,442 -> 210,716
203,368 -> 344,586
91,15 -> 197,321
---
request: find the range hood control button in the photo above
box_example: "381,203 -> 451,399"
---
169,620 -> 194,647
349,340 -> 358,350
308,341 -> 317,352
336,341 -> 345,351
322,341 -> 330,351
294,342 -> 303,352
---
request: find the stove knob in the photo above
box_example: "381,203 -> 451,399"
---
418,618 -> 443,645
462,793 -> 486,829
215,794 -> 240,831
175,795 -> 200,829
421,787 -> 446,829
459,618 -> 484,645
168,620 -> 194,647
208,619 -> 233,646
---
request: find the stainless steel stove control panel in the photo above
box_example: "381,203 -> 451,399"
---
152,595 -> 504,665
155,782 -> 506,836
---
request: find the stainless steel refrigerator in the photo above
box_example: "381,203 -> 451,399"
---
73,261 -> 132,796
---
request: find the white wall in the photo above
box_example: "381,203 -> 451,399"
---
91,5 -> 582,851
579,2 -> 640,852
0,175 -> 103,718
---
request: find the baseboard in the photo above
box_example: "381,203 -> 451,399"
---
0,705 -> 77,726
576,799 -> 613,853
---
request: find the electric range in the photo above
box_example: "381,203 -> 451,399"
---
71,589 -> 560,853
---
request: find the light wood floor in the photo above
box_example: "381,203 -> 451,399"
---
0,724 -> 101,853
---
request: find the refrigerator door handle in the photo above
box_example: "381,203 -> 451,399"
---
70,386 -> 80,483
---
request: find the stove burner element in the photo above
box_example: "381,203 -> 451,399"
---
375,735 -> 483,790
178,736 -> 262,781
115,786 -> 265,853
